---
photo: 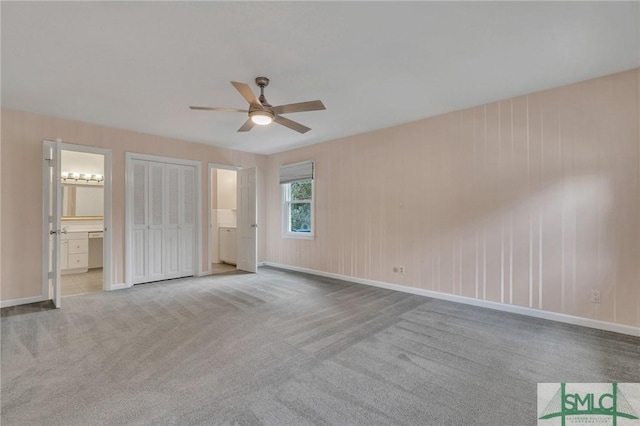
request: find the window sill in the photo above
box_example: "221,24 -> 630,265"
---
282,233 -> 315,240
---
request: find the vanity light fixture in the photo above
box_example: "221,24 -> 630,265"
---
61,172 -> 79,181
61,172 -> 104,184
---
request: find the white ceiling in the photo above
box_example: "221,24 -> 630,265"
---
2,2 -> 639,155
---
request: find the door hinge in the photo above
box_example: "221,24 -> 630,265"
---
48,271 -> 54,279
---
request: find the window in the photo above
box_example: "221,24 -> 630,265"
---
280,161 -> 314,239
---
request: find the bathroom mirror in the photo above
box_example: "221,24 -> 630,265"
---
62,185 -> 104,219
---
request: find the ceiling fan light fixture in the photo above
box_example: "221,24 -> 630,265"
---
250,110 -> 274,125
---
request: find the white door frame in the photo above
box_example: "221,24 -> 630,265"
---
207,162 -> 258,275
41,141 -> 114,299
207,162 -> 239,275
125,152 -> 202,287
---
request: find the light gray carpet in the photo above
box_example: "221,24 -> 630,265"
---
2,266 -> 639,425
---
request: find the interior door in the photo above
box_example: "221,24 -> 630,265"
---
164,164 -> 180,279
179,165 -> 196,276
131,159 -> 149,284
147,161 -> 165,282
237,167 -> 257,273
43,140 -> 62,307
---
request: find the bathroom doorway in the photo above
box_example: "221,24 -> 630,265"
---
209,165 -> 238,274
42,141 -> 112,306
60,150 -> 105,296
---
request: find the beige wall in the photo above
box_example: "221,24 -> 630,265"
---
264,69 -> 640,328
0,109 -> 267,300
2,69 -> 639,329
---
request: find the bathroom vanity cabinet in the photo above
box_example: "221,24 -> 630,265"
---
61,232 -> 89,274
219,227 -> 237,265
60,228 -> 103,274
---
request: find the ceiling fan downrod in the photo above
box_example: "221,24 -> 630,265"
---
256,77 -> 270,106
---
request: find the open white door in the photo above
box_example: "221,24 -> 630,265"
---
42,140 -> 62,307
237,167 -> 257,273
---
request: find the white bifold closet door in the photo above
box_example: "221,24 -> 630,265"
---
131,159 -> 196,285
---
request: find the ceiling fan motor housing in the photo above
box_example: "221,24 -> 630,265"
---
255,77 -> 269,88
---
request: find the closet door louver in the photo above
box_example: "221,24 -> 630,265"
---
129,158 -> 197,285
165,164 -> 180,279
147,161 -> 165,282
179,166 -> 196,275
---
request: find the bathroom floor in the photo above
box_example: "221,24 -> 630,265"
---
211,263 -> 236,274
61,268 -> 103,296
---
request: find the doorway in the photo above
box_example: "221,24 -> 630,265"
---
209,166 -> 238,274
60,150 -> 105,296
208,164 -> 258,275
42,141 -> 112,307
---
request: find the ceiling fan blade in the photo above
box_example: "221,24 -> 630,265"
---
231,81 -> 261,106
272,100 -> 326,115
274,115 -> 311,134
190,106 -> 249,112
237,118 -> 256,132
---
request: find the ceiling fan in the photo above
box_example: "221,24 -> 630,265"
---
190,77 -> 326,134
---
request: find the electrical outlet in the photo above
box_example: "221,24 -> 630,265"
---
591,289 -> 601,303
399,266 -> 405,275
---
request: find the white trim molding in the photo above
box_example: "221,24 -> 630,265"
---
1,295 -> 48,308
262,262 -> 640,338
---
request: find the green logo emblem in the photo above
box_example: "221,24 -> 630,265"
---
539,383 -> 639,426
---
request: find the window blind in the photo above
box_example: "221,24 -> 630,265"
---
279,161 -> 314,184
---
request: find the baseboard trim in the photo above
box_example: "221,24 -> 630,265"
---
262,262 -> 640,337
0,295 -> 48,308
